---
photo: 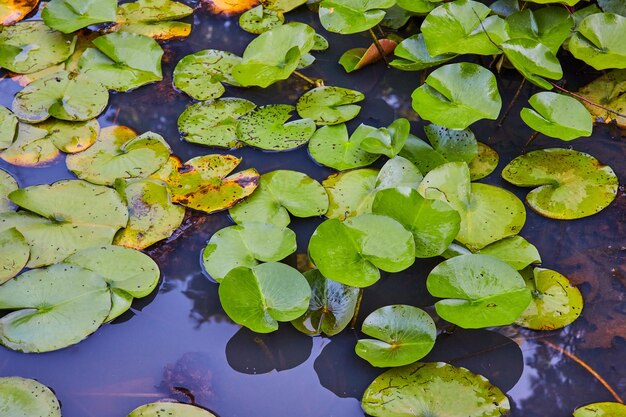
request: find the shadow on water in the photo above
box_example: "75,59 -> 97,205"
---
0,1 -> 624,416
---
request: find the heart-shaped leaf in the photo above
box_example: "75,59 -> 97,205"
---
569,12 -> 626,70
0,106 -> 17,150
202,222 -> 296,282
356,305 -> 437,367
296,86 -> 364,126
12,70 -> 109,123
521,92 -> 593,140
0,0 -> 39,25
502,149 -> 618,219
66,125 -> 171,185
390,34 -> 456,71
309,124 -> 380,170
501,38 -> 563,89
236,104 -> 316,151
411,63 -> 502,130
318,0 -> 396,34
173,50 -> 242,100
427,254 -> 532,328
115,0 -> 193,39
0,377 -> 61,417
42,0 -> 117,33
152,155 -> 259,213
229,170 -> 328,227
0,228 -> 29,284
506,7 -> 573,53
219,262 -> 311,333
477,236 -> 541,270
240,5 -> 284,34
127,402 -> 217,417
468,142 -> 499,180
573,402 -> 626,417
0,169 -> 17,213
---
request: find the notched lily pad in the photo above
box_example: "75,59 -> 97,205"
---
173,50 -> 242,101
569,13 -> 626,70
0,377 -> 61,417
309,124 -> 380,171
502,148 -> 618,219
127,402 -> 217,417
296,86 -> 364,126
239,5 -> 284,34
42,0 -> 117,33
521,92 -> 593,140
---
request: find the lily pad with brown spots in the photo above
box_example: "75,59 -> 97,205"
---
0,123 -> 61,167
115,0 -> 193,40
174,51 -> 243,101
127,402 -> 217,417
0,169 -> 18,213
0,377 -> 61,416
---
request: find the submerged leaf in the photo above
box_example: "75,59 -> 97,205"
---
296,86 -> 364,126
173,50 -> 242,101
127,402 -> 217,417
309,124 -> 380,170
569,13 -> 626,70
0,377 -> 61,417
42,0 -> 117,33
521,92 -> 593,140
577,69 -> 626,128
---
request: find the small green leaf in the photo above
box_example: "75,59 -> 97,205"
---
318,0 -> 395,34
296,86 -> 364,126
0,377 -> 61,417
396,0 -> 441,14
309,124 -> 380,170
173,50 -> 242,100
42,0 -> 117,33
390,34 -> 456,71
477,236 -> 541,270
468,142 -> 499,180
506,7 -> 573,53
521,92 -> 593,140
240,5 -> 284,34
127,402 -> 217,417
360,118 -> 410,158
260,0 -> 307,12
569,13 -> 626,70
501,38 -> 563,89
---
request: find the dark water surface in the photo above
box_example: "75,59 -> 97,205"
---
0,2 -> 624,416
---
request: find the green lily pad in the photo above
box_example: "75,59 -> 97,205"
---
515,267 -> 583,330
477,236 -> 541,270
219,262 -> 311,333
152,155 -> 259,214
396,0 -> 440,13
0,377 -> 61,417
421,0 -> 508,56
0,263 -> 111,352
37,118 -> 100,153
573,402 -> 626,417
127,402 -> 217,417
521,92 -> 593,140
0,228 -> 29,284
229,170 -> 328,227
427,254 -> 531,328
360,118 -> 410,158
0,169 -> 18,213
232,22 -> 316,88
12,70 -> 109,123
309,214 -> 416,288
0,21 -> 75,74
312,33 -> 329,51
356,305 -> 437,367
501,38 -> 563,90
42,0 -> 117,33
202,222 -> 296,282
115,21 -> 191,40
296,86 -> 364,126
318,0 -> 395,34
66,125 -> 171,186
4,180 -> 128,267
260,0 -> 307,12
240,5 -> 284,34
236,104 -> 316,151
78,32 -> 163,92
468,142 -> 499,180
506,7 -> 573,54
0,106 -> 17,150
173,50 -> 242,101
116,0 -> 193,38
1,124 -> 60,167
362,362 -> 510,417
178,98 -> 255,148
309,124 -> 380,170
372,187 -> 460,258
569,13 -> 626,70
411,63 -> 502,130
291,268 -> 359,336
113,178 -> 185,250
390,34 -> 456,71
501,148 -> 618,219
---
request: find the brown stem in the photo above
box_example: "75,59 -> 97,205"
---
350,288 -> 364,329
498,78 -> 526,127
550,82 -> 626,119
293,70 -> 324,87
523,131 -> 539,151
368,28 -> 389,66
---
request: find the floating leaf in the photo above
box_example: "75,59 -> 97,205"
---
506,7 -> 573,53
0,21 -> 75,74
113,178 -> 185,250
0,228 -> 29,284
573,402 -> 626,417
173,50 -> 242,100
521,92 -> 593,140
0,169 -> 17,213
219,262 -> 311,333
202,222 -> 296,282
312,33 -> 329,51
0,0 -> 39,25
502,149 -> 618,219
356,305 -> 437,367
309,124 -> 380,170
318,0 -> 395,34
115,0 -> 193,39
207,0 -> 257,14
66,126 -> 171,185
515,267 -> 582,330
78,32 -> 163,92
477,236 -> 541,270
240,5 -> 283,34
360,118 -> 410,158
411,63 -> 502,130
427,254 -> 531,328
0,377 -> 61,417
12,70 -> 109,123
577,69 -> 626,128
0,106 -> 17,150
127,402 -> 217,417
501,38 -> 563,89
37,118 -> 100,153
260,0 -> 306,12
309,214 -> 416,288
396,0 -> 440,14
291,269 -> 359,336
296,86 -> 364,126
152,155 -> 259,213
42,0 -> 117,33
362,362 -> 510,417
569,13 -> 626,70
229,170 -> 328,227
390,34 -> 456,71
1,124 -> 59,167
236,104 -> 316,151
339,38 -> 397,73
468,142 -> 499,180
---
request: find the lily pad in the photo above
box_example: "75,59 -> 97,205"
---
229,170 -> 328,227
173,50 -> 242,101
240,5 -> 284,34
411,63 -> 502,130
113,178 -> 185,250
291,269 -> 359,336
521,92 -> 593,140
0,106 -> 17,150
427,254 -> 532,328
42,0 -> 117,33
0,124 -> 57,167
116,0 -> 193,39
260,0 -> 307,12
396,0 -> 440,13
362,362 -> 510,417
468,142 -> 499,180
78,32 -> 163,92
0,263 -> 111,352
477,236 -> 541,270
356,305 -> 437,367
372,187 -> 460,258
127,402 -> 217,417
0,169 -> 18,213
390,34 -> 456,71
0,21 -> 75,74
37,118 -> 100,153
0,228 -> 29,284
501,149 -> 618,219
573,402 -> 626,417
0,0 -> 39,25
501,38 -> 563,90
152,155 -> 259,213
577,69 -> 626,128
66,126 -> 171,185
296,86 -> 364,126
569,13 -> 626,70
236,104 -> 316,151
309,124 -> 380,170
360,118 -> 410,158
219,262 -> 311,333
309,214 -> 416,288
318,0 -> 396,34
0,377 -> 61,417
515,267 -> 583,330
202,222 -> 296,282
339,39 -> 397,73
506,7 -> 573,53
12,70 -> 109,123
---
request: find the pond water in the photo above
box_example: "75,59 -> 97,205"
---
0,2 -> 625,416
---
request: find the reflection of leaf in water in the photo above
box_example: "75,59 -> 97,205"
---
161,352 -> 214,405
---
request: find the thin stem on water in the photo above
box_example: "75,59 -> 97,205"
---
498,78 -> 526,127
350,288 -> 364,329
523,131 -> 539,151
368,28 -> 389,66
550,82 -> 626,119
293,70 -> 324,87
